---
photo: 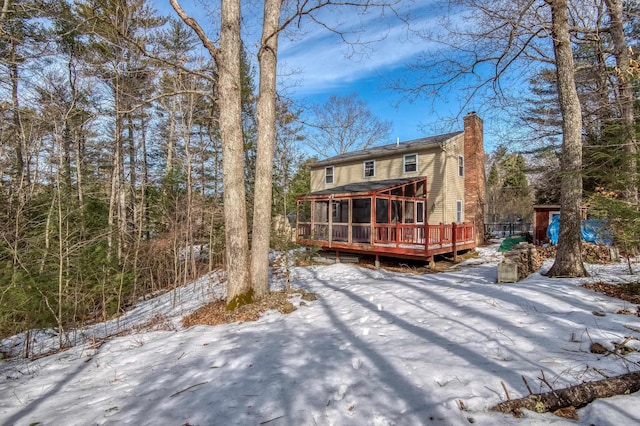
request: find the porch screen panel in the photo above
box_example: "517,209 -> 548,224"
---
352,198 -> 371,243
404,201 -> 414,223
391,200 -> 402,223
376,198 -> 389,223
313,200 -> 329,241
298,200 -> 311,222
314,201 -> 329,222
333,200 -> 349,223
297,200 -> 312,239
352,198 -> 371,223
332,200 -> 349,242
405,184 -> 416,197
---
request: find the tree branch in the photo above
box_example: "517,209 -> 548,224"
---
170,0 -> 219,63
491,371 -> 640,418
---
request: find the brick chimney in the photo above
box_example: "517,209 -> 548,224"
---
463,112 -> 486,245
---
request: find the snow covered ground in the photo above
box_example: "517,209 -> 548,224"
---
1,243 -> 640,425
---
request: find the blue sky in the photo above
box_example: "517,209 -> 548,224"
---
275,2 -> 483,144
161,1 -> 500,152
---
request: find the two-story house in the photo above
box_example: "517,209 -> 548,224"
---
296,112 -> 486,264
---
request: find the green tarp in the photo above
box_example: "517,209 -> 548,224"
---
499,234 -> 527,252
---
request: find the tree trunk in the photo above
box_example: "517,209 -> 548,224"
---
10,61 -> 26,187
170,0 -> 252,307
126,115 -> 137,236
251,0 -> 283,299
546,0 -> 588,278
107,101 -> 121,263
491,371 -> 640,417
604,0 -> 637,204
183,87 -> 196,285
219,0 -> 251,306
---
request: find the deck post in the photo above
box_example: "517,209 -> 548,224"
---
335,250 -> 340,263
310,201 -> 315,239
452,222 -> 458,262
370,196 -> 375,245
428,255 -> 435,269
328,198 -> 333,248
375,254 -> 380,268
348,198 -> 353,244
424,222 -> 429,251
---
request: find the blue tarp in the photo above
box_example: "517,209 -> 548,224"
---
546,215 -> 613,245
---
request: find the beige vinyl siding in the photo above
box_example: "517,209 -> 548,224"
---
309,135 -> 466,225
310,169 -> 324,192
432,135 -> 465,224
311,145 -> 442,190
422,135 -> 464,225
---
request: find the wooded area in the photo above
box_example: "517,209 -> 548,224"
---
0,0 -> 305,343
0,0 -> 402,351
2,0 -> 640,363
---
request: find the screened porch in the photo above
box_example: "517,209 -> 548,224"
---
296,177 -> 476,261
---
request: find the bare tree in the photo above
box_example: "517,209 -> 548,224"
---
250,1 -> 402,296
172,0 -> 401,306
304,93 -> 392,157
250,0 -> 282,299
545,0 -> 587,277
604,0 -> 637,204
172,0 -> 252,307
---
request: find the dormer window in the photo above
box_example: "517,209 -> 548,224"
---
325,166 -> 334,184
404,154 -> 417,173
363,160 -> 375,178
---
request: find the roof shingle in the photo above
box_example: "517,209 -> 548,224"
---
311,131 -> 462,168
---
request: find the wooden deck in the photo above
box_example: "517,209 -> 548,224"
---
296,221 -> 476,261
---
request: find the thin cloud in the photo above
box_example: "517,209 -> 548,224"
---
279,10 -> 441,95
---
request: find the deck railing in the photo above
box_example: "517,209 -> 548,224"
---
298,222 -> 373,244
374,224 -> 425,245
298,220 -> 475,252
352,224 -> 371,243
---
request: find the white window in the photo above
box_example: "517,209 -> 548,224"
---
363,160 -> 375,178
325,166 -> 334,184
456,200 -> 463,223
458,155 -> 464,177
404,154 -> 417,173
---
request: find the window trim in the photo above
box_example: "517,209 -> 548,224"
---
403,153 -> 418,174
325,166 -> 334,184
458,155 -> 464,177
363,160 -> 376,178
